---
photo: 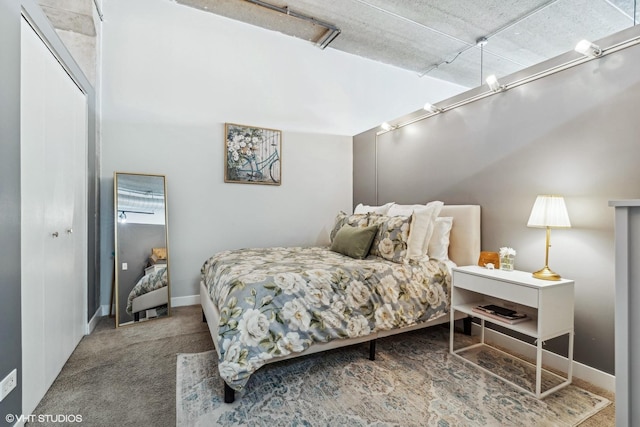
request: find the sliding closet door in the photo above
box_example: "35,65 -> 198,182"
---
20,17 -> 47,414
20,17 -> 87,416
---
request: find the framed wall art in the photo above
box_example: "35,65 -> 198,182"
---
224,123 -> 281,185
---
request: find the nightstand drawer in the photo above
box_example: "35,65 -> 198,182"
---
453,272 -> 539,307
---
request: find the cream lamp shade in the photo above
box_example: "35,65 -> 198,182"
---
527,195 -> 571,280
527,195 -> 571,228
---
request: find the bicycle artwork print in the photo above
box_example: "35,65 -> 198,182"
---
224,123 -> 281,186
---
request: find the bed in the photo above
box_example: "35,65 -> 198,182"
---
127,266 -> 168,322
200,204 -> 480,403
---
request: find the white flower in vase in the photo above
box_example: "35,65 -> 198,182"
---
499,247 -> 516,271
499,247 -> 517,258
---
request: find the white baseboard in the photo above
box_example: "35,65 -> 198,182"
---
100,304 -> 113,317
171,294 -> 200,307
471,324 -> 615,393
86,307 -> 103,334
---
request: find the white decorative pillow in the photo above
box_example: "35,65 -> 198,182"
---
387,204 -> 422,216
354,202 -> 394,215
421,200 -> 444,254
428,217 -> 453,261
388,201 -> 444,260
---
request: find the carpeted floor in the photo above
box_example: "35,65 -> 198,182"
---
31,305 -> 615,426
30,305 -> 213,427
176,329 -> 611,426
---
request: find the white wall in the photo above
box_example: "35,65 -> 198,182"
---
99,0 -> 466,136
101,128 -> 351,301
98,0 -> 465,303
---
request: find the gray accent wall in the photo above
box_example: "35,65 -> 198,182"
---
0,0 -> 22,421
354,25 -> 640,375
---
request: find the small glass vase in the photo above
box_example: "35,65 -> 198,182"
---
500,255 -> 515,271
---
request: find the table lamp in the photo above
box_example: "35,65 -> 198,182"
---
527,195 -> 571,280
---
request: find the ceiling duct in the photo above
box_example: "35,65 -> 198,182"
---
174,0 -> 342,49
117,188 -> 165,214
243,0 -> 340,49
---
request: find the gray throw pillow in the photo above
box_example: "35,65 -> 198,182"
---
330,224 -> 378,259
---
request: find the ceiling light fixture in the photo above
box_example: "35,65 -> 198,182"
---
380,122 -> 398,131
476,37 -> 491,86
379,35 -> 640,135
423,103 -> 443,113
485,74 -> 504,92
574,39 -> 602,57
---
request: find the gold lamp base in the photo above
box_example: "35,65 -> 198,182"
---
532,266 -> 562,281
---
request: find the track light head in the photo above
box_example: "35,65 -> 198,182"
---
423,103 -> 442,113
574,39 -> 602,57
380,121 -> 400,132
485,74 -> 504,92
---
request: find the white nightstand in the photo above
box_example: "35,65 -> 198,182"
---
450,265 -> 575,398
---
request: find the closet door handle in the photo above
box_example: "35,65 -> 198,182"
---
66,228 -> 73,234
52,231 -> 59,238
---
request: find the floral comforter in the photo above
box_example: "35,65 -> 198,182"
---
200,247 -> 451,391
126,267 -> 168,315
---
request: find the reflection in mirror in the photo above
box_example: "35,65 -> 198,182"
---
114,172 -> 170,327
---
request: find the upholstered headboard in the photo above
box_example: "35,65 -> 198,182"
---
439,205 -> 481,267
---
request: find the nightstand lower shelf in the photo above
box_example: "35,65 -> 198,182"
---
451,339 -> 573,399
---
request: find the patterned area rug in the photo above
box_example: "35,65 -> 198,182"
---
176,328 -> 610,426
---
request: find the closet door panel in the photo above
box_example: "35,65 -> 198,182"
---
42,51 -> 69,388
21,17 -> 88,415
20,19 -> 48,415
44,62 -> 87,363
70,88 -> 88,345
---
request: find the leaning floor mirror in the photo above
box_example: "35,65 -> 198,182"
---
114,172 -> 170,327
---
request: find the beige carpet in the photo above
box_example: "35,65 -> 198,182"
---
177,328 -> 612,426
30,305 -> 213,427
29,305 -> 614,426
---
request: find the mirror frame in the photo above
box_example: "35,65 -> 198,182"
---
114,172 -> 170,327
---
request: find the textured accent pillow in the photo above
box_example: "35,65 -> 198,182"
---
330,224 -> 379,259
330,212 -> 369,242
368,214 -> 413,263
353,202 -> 394,215
387,201 -> 444,260
428,217 -> 454,261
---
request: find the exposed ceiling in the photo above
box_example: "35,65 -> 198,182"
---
174,0 -> 638,88
117,174 -> 165,214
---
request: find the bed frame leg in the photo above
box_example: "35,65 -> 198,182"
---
224,383 -> 235,403
202,309 -> 207,323
134,312 -> 140,322
369,339 -> 376,361
463,316 -> 472,335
